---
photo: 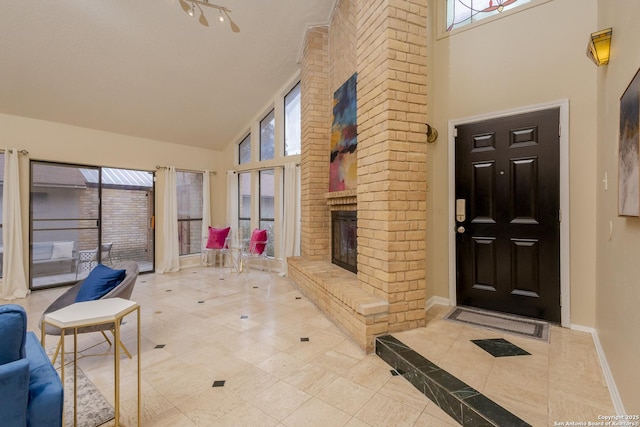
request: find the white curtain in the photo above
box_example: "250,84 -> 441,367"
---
201,170 -> 211,265
226,171 -> 239,247
157,166 -> 180,273
1,149 -> 28,300
280,163 -> 301,274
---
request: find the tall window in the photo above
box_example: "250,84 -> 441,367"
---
259,169 -> 275,257
176,171 -> 202,256
260,109 -> 275,161
239,134 -> 251,165
238,172 -> 251,242
235,83 -> 301,265
446,0 -> 533,32
284,82 -> 301,156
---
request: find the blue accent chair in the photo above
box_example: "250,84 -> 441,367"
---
0,304 -> 63,427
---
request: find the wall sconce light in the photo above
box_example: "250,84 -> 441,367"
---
586,28 -> 612,66
426,124 -> 438,143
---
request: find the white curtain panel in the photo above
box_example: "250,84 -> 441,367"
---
157,166 -> 180,273
280,163 -> 301,274
201,170 -> 211,265
1,149 -> 28,299
226,171 -> 239,247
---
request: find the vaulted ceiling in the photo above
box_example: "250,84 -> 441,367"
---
0,0 -> 335,150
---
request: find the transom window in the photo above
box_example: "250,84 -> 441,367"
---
446,0 -> 533,32
260,109 -> 275,161
239,134 -> 251,165
284,82 -> 301,156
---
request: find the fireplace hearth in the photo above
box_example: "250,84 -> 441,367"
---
332,210 -> 357,273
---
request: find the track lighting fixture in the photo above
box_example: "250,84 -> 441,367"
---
177,0 -> 240,32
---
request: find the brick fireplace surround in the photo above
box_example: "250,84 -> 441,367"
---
288,0 -> 428,353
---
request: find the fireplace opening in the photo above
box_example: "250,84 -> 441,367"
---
332,210 -> 357,273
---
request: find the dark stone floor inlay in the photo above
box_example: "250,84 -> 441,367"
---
240,315 -> 249,319
300,337 -> 310,342
155,344 -> 165,349
212,380 -> 226,387
472,338 -> 531,357
376,335 -> 531,427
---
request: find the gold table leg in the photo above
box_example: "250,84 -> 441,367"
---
61,329 -> 66,427
137,307 -> 141,426
115,320 -> 120,427
74,328 -> 78,427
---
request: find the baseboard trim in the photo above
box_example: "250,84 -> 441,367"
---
425,296 -> 450,311
570,324 -> 626,415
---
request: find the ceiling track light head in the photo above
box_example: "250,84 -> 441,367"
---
177,0 -> 238,31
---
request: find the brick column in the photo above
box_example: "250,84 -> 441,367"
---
356,0 -> 428,331
300,27 -> 331,261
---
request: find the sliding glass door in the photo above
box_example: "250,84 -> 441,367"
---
30,162 -> 154,290
98,167 -> 154,274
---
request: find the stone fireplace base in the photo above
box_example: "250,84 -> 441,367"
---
288,257 -> 389,353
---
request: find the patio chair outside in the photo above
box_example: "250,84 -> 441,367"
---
75,248 -> 98,279
101,242 -> 113,264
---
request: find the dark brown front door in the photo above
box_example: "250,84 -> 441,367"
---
455,108 -> 561,323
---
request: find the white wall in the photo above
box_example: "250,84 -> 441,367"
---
596,0 -> 640,413
427,0 -> 599,327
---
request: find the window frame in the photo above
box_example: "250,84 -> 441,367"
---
260,109 -> 275,161
237,172 -> 251,242
176,170 -> 203,256
258,169 -> 275,257
239,134 -> 251,165
437,0 -> 551,39
233,76 -> 302,266
284,81 -> 301,156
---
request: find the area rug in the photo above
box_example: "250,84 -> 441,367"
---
49,350 -> 115,427
444,306 -> 550,342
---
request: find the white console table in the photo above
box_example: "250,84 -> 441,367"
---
41,298 -> 141,427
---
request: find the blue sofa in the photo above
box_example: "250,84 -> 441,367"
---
0,304 -> 63,427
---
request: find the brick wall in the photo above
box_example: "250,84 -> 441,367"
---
300,26 -> 331,261
329,0 -> 357,94
292,0 -> 428,351
356,0 -> 428,331
102,188 -> 152,263
78,187 -> 99,250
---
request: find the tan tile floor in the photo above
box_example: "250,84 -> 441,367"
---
15,266 -> 615,426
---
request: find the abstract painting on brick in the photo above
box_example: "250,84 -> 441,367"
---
330,72 -> 357,192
